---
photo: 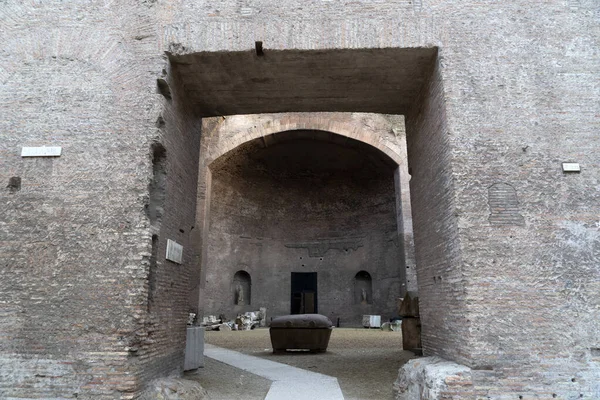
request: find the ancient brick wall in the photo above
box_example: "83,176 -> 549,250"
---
0,3 -> 162,398
1,0 -> 598,398
0,2 -> 201,398
439,2 -> 600,395
132,61 -> 202,394
404,59 -> 469,364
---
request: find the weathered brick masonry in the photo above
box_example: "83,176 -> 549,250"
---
405,59 -> 469,364
1,0 -> 598,398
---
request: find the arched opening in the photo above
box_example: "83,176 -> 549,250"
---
202,128 -> 405,325
233,270 -> 251,306
354,270 -> 373,305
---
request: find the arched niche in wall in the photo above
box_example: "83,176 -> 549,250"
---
354,271 -> 372,305
233,270 -> 251,305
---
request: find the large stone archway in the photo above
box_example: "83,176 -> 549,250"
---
192,113 -> 417,321
201,113 -> 404,166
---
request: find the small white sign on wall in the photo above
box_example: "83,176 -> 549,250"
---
166,239 -> 183,264
21,146 -> 62,157
562,162 -> 581,172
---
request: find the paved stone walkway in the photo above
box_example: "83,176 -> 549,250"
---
205,344 -> 345,400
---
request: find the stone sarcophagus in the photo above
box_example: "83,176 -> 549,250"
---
269,314 -> 333,353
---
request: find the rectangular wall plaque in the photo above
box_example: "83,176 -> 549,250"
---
166,239 -> 183,264
562,162 -> 581,172
21,146 -> 62,157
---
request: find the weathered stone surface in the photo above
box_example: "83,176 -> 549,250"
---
401,318 -> 422,354
398,292 -> 420,317
259,307 -> 267,327
270,314 -> 333,352
393,357 -> 473,400
143,378 -> 209,400
184,327 -> 204,371
271,314 -> 333,329
381,321 -> 402,332
399,293 -> 422,353
362,315 -> 382,328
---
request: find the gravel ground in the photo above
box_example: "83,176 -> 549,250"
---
204,327 -> 416,400
184,357 -> 271,400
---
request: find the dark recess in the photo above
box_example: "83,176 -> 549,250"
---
7,177 -> 21,193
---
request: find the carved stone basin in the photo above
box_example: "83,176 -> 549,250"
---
269,314 -> 333,353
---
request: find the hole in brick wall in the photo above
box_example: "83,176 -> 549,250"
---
179,229 -> 185,233
571,378 -> 576,382
156,78 -> 172,100
7,176 -> 21,193
553,394 -> 557,398
147,142 -> 167,226
147,234 -> 159,311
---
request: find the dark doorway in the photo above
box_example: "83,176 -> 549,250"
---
291,272 -> 318,314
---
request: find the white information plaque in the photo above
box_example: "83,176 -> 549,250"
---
562,162 -> 581,172
21,146 -> 62,157
166,239 -> 183,264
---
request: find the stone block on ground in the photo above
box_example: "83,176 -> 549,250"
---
398,292 -> 421,352
393,357 -> 473,400
218,323 -> 232,331
401,317 -> 422,352
362,315 -> 381,328
146,378 -> 209,400
184,326 -> 204,371
259,307 -> 267,327
270,314 -> 333,352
